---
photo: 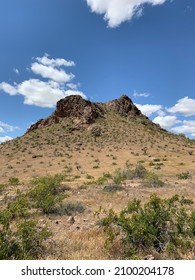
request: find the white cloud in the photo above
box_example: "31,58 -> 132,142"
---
0,55 -> 87,108
167,96 -> 195,116
153,115 -> 180,128
31,62 -> 74,83
157,110 -> 166,117
0,121 -> 20,132
67,83 -> 80,90
135,103 -> 162,116
0,127 -> 5,133
31,55 -> 75,83
36,54 -> 75,67
86,0 -> 168,27
171,120 -> 195,135
0,136 -> 13,143
17,79 -> 68,108
133,90 -> 150,98
0,79 -> 86,108
0,82 -> 17,95
13,68 -> 20,75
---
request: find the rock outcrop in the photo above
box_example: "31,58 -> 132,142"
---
104,95 -> 142,117
27,95 -> 104,132
27,94 -> 147,132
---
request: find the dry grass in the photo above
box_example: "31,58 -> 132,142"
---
49,229 -> 108,260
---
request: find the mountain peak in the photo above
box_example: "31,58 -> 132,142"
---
54,95 -> 103,120
104,94 -> 142,117
27,94 -> 145,132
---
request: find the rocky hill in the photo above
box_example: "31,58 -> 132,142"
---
0,94 -> 194,183
27,95 -> 150,132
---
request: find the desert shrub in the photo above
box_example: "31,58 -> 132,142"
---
124,162 -> 147,180
143,173 -> 164,188
177,171 -> 191,180
97,176 -> 108,185
4,195 -> 30,222
112,169 -> 126,184
0,219 -> 51,259
103,172 -> 112,179
96,172 -> 113,184
64,165 -> 72,173
53,202 -> 86,216
113,163 -> 148,184
9,177 -> 20,185
29,174 -> 67,214
15,220 -> 51,259
153,158 -> 161,162
132,163 -> 148,178
30,174 -> 64,191
103,185 -> 124,193
98,194 -> 195,259
86,174 -> 94,180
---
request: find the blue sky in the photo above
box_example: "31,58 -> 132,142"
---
0,0 -> 195,142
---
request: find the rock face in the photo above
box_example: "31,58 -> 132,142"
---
27,95 -> 104,131
54,95 -> 104,120
104,95 -> 142,117
27,94 -> 146,132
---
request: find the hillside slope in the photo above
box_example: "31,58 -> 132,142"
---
0,95 -> 195,182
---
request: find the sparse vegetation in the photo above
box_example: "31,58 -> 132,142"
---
103,184 -> 124,193
112,162 -> 148,184
143,173 -> 164,188
98,194 -> 195,259
0,95 -> 195,260
9,177 -> 20,185
177,171 -> 191,180
53,202 -> 86,216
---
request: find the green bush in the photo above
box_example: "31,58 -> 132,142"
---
0,176 -> 54,259
97,172 -> 113,185
29,174 -> 67,214
0,219 -> 51,259
99,194 -> 195,259
0,193 -> 30,230
112,169 -> 126,184
97,176 -> 108,185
